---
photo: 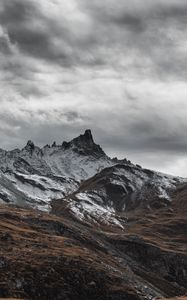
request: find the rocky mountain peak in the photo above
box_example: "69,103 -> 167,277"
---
22,140 -> 39,156
25,140 -> 35,150
52,141 -> 57,147
83,129 -> 94,143
73,129 -> 94,146
64,129 -> 106,158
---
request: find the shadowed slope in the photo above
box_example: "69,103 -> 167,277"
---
0,197 -> 186,299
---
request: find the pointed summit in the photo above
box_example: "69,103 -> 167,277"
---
23,140 -> 35,155
63,129 -> 106,158
83,129 -> 94,144
25,140 -> 35,150
74,129 -> 94,147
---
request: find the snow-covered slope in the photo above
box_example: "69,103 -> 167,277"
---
52,164 -> 186,228
0,129 -> 186,222
0,130 -> 113,210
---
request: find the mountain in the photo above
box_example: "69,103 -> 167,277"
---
0,130 -> 186,300
0,130 -> 113,210
52,163 -> 183,228
0,130 -> 184,217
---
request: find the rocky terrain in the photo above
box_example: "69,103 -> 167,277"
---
0,130 -> 186,299
0,187 -> 186,300
0,130 -> 113,211
0,130 -> 184,222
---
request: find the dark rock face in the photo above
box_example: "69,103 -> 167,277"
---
62,163 -> 178,216
24,140 -> 35,153
71,129 -> 95,149
109,236 -> 187,293
81,129 -> 94,144
13,157 -> 37,174
62,129 -> 106,158
52,141 -> 57,147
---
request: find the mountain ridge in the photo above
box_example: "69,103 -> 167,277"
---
0,130 -> 186,299
0,130 -> 114,210
0,130 -> 185,217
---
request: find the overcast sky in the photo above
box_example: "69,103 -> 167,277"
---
0,0 -> 187,177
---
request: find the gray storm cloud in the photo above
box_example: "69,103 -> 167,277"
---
0,0 -> 187,176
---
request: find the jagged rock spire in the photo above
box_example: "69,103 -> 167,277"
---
73,129 -> 94,146
62,129 -> 106,158
25,140 -> 35,150
23,140 -> 35,155
52,141 -> 57,147
83,129 -> 94,144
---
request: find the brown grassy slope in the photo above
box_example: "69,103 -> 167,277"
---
0,184 -> 186,299
0,205 -> 139,300
100,184 -> 187,297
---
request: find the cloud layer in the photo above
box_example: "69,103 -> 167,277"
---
0,0 -> 187,176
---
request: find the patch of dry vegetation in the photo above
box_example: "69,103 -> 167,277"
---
0,183 -> 186,300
